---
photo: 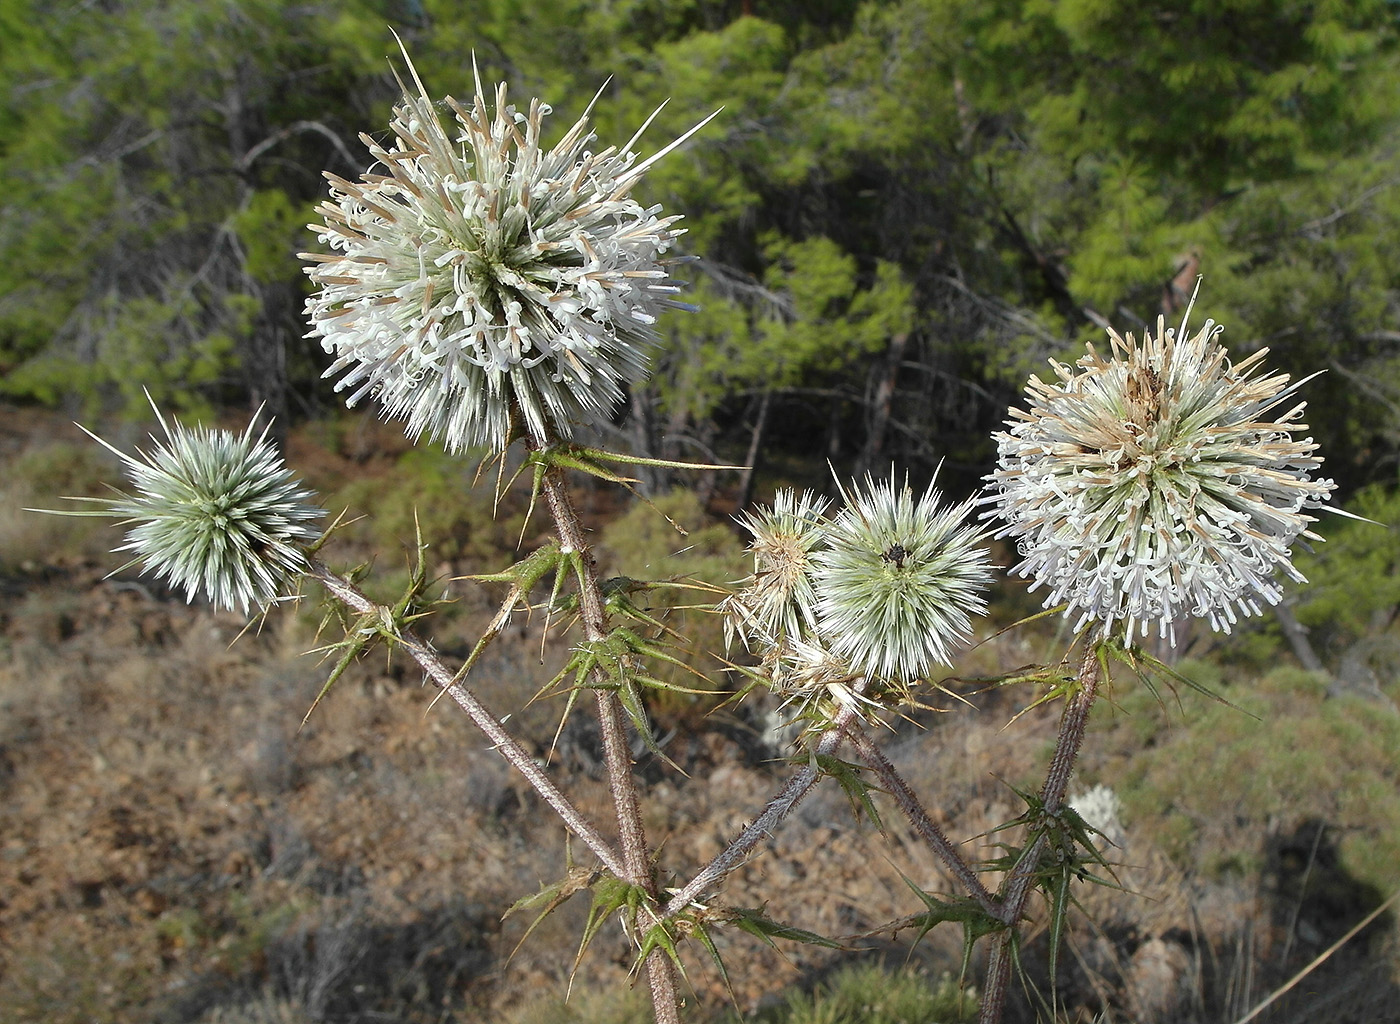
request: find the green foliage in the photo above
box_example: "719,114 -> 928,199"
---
0,0 -> 398,414
324,446 -> 523,570
599,488 -> 747,589
596,490 -> 747,711
506,987 -> 654,1024
1,439 -> 120,569
232,189 -> 316,285
5,0 -> 1400,487
1294,484 -> 1400,644
505,962 -> 977,1024
736,962 -> 978,1024
1107,664 -> 1400,892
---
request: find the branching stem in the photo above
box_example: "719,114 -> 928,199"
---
663,695 -> 865,918
528,438 -> 681,1024
978,641 -> 1103,1024
841,722 -> 999,916
305,558 -> 625,877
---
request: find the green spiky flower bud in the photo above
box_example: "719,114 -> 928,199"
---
71,404 -> 322,614
812,472 -> 991,683
723,488 -> 832,649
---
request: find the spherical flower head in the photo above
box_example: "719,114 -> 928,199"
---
983,296 -> 1337,643
80,405 -> 322,614
303,47 -> 711,453
722,488 -> 831,650
811,472 -> 991,683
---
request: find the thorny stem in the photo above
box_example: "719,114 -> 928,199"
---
840,723 -> 999,917
304,558 -> 625,878
978,641 -> 1103,1024
979,939 -> 1015,1024
529,439 -> 681,1024
663,694 -> 866,919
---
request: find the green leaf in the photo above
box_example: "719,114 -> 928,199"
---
900,877 -> 1006,981
1099,635 -> 1255,718
575,877 -> 651,978
300,611 -> 378,728
725,906 -> 844,951
812,753 -> 884,832
502,864 -> 601,964
634,918 -> 692,988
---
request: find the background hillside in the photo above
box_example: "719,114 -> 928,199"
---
5,0 -> 1400,497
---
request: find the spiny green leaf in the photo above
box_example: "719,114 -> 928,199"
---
725,906 -> 844,951
1100,634 -> 1256,718
569,444 -> 745,473
813,753 -> 884,831
598,577 -> 671,632
300,613 -> 378,727
464,539 -> 565,587
532,444 -> 641,485
502,864 -> 601,963
688,918 -> 737,1007
575,877 -> 651,978
634,919 -> 693,988
615,676 -> 684,774
900,873 -> 1006,980
301,507 -> 360,557
1046,857 -> 1071,986
458,542 -> 571,684
529,445 -> 702,536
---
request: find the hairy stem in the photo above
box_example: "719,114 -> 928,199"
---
664,695 -> 865,918
305,558 -> 625,877
979,938 -> 1015,1024
841,723 -> 999,916
978,642 -> 1103,1024
530,443 -> 681,1024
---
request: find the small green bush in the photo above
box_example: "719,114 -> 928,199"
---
323,446 -> 524,572
506,987 -> 653,1024
596,489 -> 748,716
738,963 -> 977,1024
1294,483 -> 1400,647
0,440 -> 118,569
1109,665 -> 1400,893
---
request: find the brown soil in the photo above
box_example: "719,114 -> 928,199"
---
1,404 -> 1396,1024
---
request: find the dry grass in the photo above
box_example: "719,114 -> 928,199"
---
2,404 -> 1397,1024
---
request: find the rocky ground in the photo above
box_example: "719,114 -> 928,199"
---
2,405 -> 1397,1024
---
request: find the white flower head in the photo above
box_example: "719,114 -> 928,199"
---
812,471 -> 991,683
983,291 -> 1336,643
73,404 -> 322,614
722,488 -> 832,650
304,44 -> 713,453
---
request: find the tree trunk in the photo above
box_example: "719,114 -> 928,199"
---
735,388 -> 772,513
856,331 -> 909,479
1273,601 -> 1326,674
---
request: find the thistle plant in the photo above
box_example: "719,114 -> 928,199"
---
971,292 -> 1342,1024
46,44 -> 1348,1024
